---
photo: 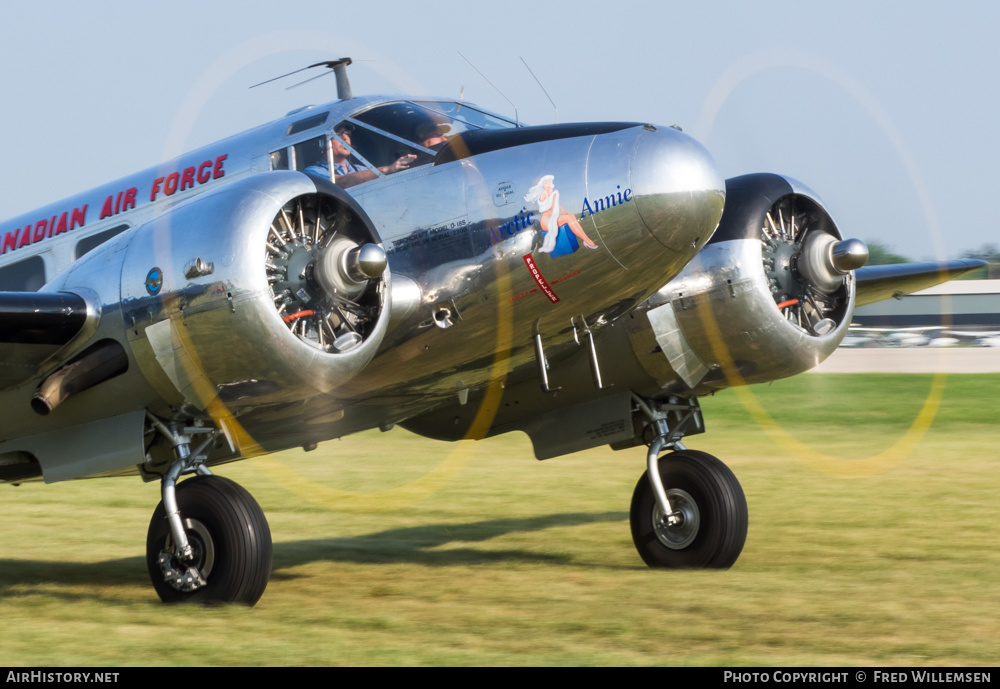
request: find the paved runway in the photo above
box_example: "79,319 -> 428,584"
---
810,347 -> 1000,373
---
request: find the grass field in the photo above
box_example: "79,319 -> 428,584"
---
1,374 -> 997,666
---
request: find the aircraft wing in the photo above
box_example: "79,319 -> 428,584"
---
854,259 -> 987,306
0,291 -> 90,389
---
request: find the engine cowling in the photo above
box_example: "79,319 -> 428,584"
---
0,172 -> 391,481
626,173 -> 867,394
33,172 -> 384,442
122,172 -> 389,410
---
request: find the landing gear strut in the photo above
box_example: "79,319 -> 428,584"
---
144,414 -> 272,605
629,396 -> 748,568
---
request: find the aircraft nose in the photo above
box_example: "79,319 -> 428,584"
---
584,125 -> 724,274
629,125 -> 725,253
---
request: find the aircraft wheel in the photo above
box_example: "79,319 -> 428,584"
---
630,450 -> 747,569
146,475 -> 272,605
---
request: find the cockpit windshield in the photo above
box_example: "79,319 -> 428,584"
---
294,100 -> 517,189
350,101 -> 515,154
411,101 -> 515,131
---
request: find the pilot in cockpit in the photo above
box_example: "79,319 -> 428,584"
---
416,121 -> 449,151
306,122 -> 416,189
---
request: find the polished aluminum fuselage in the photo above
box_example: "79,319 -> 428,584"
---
261,123 -> 726,447
0,95 -> 727,481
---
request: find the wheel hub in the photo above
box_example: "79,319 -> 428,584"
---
158,517 -> 214,592
652,488 -> 700,550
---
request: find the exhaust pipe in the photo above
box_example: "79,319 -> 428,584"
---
32,340 -> 128,415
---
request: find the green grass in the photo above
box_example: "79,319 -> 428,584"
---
1,374 -> 997,666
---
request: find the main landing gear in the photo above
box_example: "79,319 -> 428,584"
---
144,414 -> 272,605
629,395 -> 748,569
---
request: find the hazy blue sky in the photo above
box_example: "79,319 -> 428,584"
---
1,0 -> 996,260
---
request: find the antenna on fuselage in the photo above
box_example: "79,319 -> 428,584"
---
520,57 -> 557,124
250,58 -> 354,100
458,52 -> 518,126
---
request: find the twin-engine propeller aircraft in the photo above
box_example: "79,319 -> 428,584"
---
0,59 -> 983,604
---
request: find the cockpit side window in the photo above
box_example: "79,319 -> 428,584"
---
352,101 -> 489,151
299,101 -> 516,188
270,148 -> 289,170
341,101 -> 484,174
349,101 -> 515,156
293,136 -> 327,171
338,120 -> 426,172
353,102 -> 451,148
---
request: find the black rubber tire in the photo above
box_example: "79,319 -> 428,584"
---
146,475 -> 272,605
630,449 -> 748,569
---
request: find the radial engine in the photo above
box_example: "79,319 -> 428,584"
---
11,172 -> 391,480
625,173 -> 868,395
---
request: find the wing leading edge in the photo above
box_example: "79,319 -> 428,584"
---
0,291 -> 90,390
855,259 -> 987,306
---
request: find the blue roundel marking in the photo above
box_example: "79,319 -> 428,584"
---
145,267 -> 163,295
